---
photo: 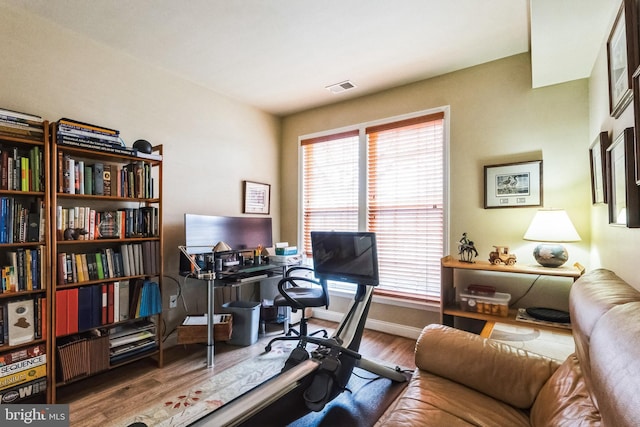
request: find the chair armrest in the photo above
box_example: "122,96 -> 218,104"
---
415,324 -> 560,409
277,276 -> 322,308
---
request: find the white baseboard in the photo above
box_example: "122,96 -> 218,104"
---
312,309 -> 424,340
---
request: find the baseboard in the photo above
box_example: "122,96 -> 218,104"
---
312,309 -> 424,340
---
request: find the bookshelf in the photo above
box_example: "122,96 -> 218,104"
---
440,255 -> 584,333
0,110 -> 51,404
50,121 -> 163,402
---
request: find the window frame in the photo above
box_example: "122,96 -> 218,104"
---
297,107 -> 450,302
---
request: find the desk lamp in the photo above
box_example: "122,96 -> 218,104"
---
523,209 -> 581,268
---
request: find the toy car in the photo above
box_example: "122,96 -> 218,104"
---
489,245 -> 516,265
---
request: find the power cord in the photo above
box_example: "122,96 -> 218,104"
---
509,275 -> 541,308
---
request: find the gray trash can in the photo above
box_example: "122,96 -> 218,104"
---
222,301 -> 261,346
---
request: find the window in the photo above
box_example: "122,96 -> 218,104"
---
300,111 -> 446,301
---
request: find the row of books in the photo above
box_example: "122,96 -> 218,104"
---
0,108 -> 44,142
58,153 -> 155,199
0,146 -> 45,192
0,343 -> 47,403
57,241 -> 160,285
0,198 -> 45,244
2,247 -> 45,293
56,332 -> 109,383
56,279 -> 160,337
56,206 -> 159,240
109,321 -> 157,364
0,297 -> 46,347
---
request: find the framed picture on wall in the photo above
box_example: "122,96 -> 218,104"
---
484,160 -> 543,208
589,131 -> 610,204
606,128 -> 640,227
243,180 -> 271,214
607,0 -> 638,118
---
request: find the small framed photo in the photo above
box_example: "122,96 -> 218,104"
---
607,1 -> 637,118
243,180 -> 271,214
484,160 -> 542,209
606,128 -> 640,227
589,131 -> 610,204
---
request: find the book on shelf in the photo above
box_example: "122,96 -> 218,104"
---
57,117 -> 118,137
6,299 -> 35,346
0,108 -> 43,124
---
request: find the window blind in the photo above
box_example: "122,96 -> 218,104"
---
300,111 -> 445,301
301,130 -> 359,255
366,113 -> 444,299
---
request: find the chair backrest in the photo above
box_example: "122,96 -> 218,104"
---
280,266 -> 329,309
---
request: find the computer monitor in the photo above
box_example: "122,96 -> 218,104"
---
183,214 -> 273,254
311,231 -> 379,286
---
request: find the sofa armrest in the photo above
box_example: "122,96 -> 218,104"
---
415,324 -> 560,408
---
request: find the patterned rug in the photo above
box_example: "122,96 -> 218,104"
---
117,343 -> 293,427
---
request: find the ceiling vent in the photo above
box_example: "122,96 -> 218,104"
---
326,80 -> 357,94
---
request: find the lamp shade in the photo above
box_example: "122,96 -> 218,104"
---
523,209 -> 581,243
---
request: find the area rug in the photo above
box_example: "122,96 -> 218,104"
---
117,343 -> 293,427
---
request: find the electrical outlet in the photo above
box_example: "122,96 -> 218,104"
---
169,294 -> 178,309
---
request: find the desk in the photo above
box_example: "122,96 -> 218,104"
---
189,261 -> 297,367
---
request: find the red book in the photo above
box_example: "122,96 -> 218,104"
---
56,290 -> 68,337
101,284 -> 107,324
107,283 -> 114,324
67,287 -> 79,334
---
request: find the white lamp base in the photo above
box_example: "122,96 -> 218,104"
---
533,243 -> 569,268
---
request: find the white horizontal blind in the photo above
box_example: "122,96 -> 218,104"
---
366,113 -> 444,300
301,131 -> 359,256
300,112 -> 445,301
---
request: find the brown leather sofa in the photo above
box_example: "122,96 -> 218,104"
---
376,268 -> 640,426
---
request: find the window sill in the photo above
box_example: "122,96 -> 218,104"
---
328,287 -> 439,312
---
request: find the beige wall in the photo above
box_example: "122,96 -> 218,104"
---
588,20 -> 640,289
0,5 -> 282,333
281,53 -> 590,330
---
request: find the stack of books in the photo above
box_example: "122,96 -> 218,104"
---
109,321 -> 157,364
56,118 -> 134,156
0,108 -> 44,141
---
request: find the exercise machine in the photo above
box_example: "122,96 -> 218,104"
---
190,231 -> 407,426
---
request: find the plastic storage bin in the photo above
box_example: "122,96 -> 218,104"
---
222,301 -> 261,346
459,291 -> 510,317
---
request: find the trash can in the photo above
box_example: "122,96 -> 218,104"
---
222,301 -> 261,346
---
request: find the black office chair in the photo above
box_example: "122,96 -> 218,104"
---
265,266 -> 329,352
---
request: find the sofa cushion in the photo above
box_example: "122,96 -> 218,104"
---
530,353 -> 601,426
415,324 -> 558,408
569,269 -> 640,413
589,302 -> 640,427
375,369 -> 530,427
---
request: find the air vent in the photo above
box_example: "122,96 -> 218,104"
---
326,80 -> 357,94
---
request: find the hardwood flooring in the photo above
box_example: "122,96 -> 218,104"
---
57,319 -> 417,426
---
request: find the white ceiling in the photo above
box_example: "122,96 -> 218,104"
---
2,0 -> 619,116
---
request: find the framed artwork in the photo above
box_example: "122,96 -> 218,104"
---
484,160 -> 543,208
589,131 -> 610,204
607,0 -> 638,118
243,180 -> 271,214
633,66 -> 640,184
606,128 -> 640,227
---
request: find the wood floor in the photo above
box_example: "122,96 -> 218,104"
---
57,319 -> 417,426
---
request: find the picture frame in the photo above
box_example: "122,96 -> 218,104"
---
632,66 -> 640,184
589,131 -> 610,204
606,128 -> 640,227
484,160 -> 543,209
243,180 -> 271,214
607,0 -> 638,118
